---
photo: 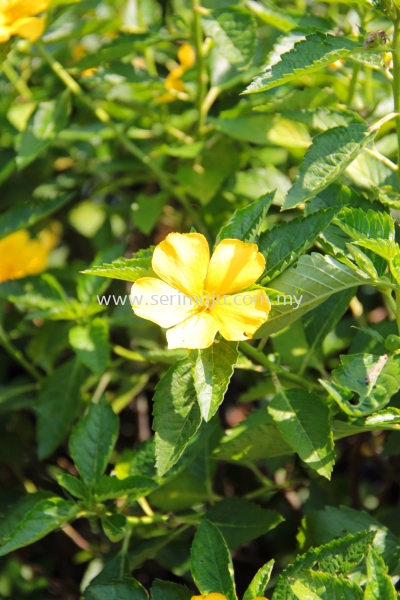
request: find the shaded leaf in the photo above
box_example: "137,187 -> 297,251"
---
216,192 -> 274,245
69,318 -> 110,375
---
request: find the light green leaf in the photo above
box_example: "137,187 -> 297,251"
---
259,208 -> 338,283
153,359 -> 202,477
90,578 -> 148,600
36,358 -> 86,460
213,408 -> 293,462
201,7 -> 256,69
189,338 -> 238,422
243,560 -> 274,600
320,353 -> 400,417
191,519 -> 237,600
132,192 -> 168,235
364,549 -> 397,599
216,192 -> 274,244
205,497 -> 283,548
94,475 -> 157,501
245,0 -> 297,32
69,318 -> 110,375
244,33 -> 360,94
77,245 -> 125,305
291,571 -> 363,600
255,253 -> 367,338
82,247 -> 155,282
102,515 -> 128,543
282,124 -> 376,210
56,473 -> 86,499
272,531 -> 375,600
332,407 -> 400,439
353,238 -> 399,261
268,389 -> 335,479
69,397 -> 119,486
17,90 -> 70,169
335,207 -> 395,241
303,506 -> 400,574
283,107 -> 362,131
150,580 -> 192,600
0,497 -> 78,556
0,193 -> 73,241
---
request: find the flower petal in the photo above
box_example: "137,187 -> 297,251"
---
211,289 -> 270,341
152,232 -> 210,296
205,239 -> 265,296
10,15 -> 45,41
131,277 -> 198,328
166,311 -> 219,349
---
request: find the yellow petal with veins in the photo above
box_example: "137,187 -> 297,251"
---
166,311 -> 219,349
152,232 -> 210,297
205,239 -> 265,296
211,289 -> 270,341
131,277 -> 198,329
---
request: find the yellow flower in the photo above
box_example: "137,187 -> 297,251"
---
0,0 -> 51,44
131,233 -> 270,350
191,596 -> 267,600
158,43 -> 196,103
0,229 -> 57,283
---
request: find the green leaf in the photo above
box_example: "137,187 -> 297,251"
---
102,515 -> 128,543
320,354 -> 400,417
332,408 -> 400,439
364,548 -> 397,599
268,389 -> 335,479
216,192 -> 274,245
191,519 -> 237,600
36,358 -> 86,460
303,506 -> 400,574
69,318 -> 110,375
201,7 -> 256,69
0,497 -> 78,556
255,253 -> 366,338
17,90 -> 70,169
90,578 -> 148,600
77,245 -> 125,305
0,491 -> 52,543
188,338 -> 238,422
291,571 -> 363,600
205,497 -> 283,548
153,359 -> 202,477
82,247 -> 155,282
272,531 -> 375,600
69,397 -> 119,486
132,192 -> 168,235
243,560 -> 274,600
56,473 -> 86,499
213,408 -> 293,462
335,207 -> 395,241
259,208 -> 338,283
282,124 -> 376,210
0,193 -> 74,241
353,238 -> 399,262
94,475 -> 157,501
244,33 -> 360,94
151,580 -> 192,600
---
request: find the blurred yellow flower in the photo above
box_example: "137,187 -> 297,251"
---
158,43 -> 196,103
0,0 -> 50,44
0,228 -> 58,283
131,233 -> 270,349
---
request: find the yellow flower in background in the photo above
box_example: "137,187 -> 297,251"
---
0,0 -> 50,43
158,43 -> 196,103
131,233 -> 270,350
0,228 -> 58,283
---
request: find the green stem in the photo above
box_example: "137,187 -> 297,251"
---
396,289 -> 400,335
36,41 -> 209,237
120,526 -> 132,577
2,61 -> 33,99
192,0 -> 207,135
0,325 -> 42,381
239,342 -> 321,392
392,11 -> 400,189
347,63 -> 360,106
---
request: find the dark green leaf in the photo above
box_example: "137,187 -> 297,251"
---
191,519 -> 237,600
153,359 -> 201,477
150,580 -> 192,600
269,389 -> 335,479
205,497 -> 283,548
189,338 -> 238,421
90,578 -> 148,600
36,359 -> 86,460
94,475 -> 157,501
216,192 -> 274,245
56,473 -> 86,499
259,208 -> 338,282
69,397 -> 119,486
0,497 -> 78,556
102,515 -> 128,543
